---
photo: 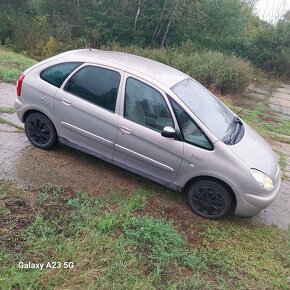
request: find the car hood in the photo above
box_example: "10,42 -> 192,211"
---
228,123 -> 278,179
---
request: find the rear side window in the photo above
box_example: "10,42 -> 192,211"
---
64,66 -> 121,112
40,62 -> 82,88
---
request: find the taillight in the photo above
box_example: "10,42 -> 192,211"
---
17,74 -> 25,97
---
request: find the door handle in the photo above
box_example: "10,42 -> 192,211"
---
120,126 -> 132,134
61,98 -> 72,106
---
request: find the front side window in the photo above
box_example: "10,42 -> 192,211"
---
170,98 -> 213,150
40,62 -> 82,88
172,78 -> 234,140
124,77 -> 173,131
65,66 -> 121,112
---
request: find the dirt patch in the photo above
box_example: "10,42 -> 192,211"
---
0,185 -> 35,252
3,140 -> 150,196
257,113 -> 278,123
0,182 -> 79,252
219,93 -> 257,110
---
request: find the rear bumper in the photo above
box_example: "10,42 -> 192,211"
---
14,97 -> 26,122
234,176 -> 281,217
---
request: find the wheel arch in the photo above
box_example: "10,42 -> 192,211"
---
23,109 -> 44,123
182,175 -> 237,213
23,109 -> 58,149
23,109 -> 58,133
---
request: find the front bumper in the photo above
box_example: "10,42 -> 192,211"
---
234,175 -> 281,217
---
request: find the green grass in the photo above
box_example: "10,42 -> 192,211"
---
0,47 -> 36,82
0,107 -> 16,114
239,105 -> 290,140
223,84 -> 290,144
0,182 -> 289,289
0,115 -> 23,131
198,222 -> 289,289
0,107 -> 23,131
0,116 -> 6,124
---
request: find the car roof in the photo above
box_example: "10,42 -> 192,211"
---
61,49 -> 189,88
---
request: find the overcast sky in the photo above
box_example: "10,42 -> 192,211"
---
255,0 -> 290,22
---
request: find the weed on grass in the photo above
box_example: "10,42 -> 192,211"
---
120,215 -> 205,275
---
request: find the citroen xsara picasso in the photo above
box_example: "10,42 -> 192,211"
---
15,49 -> 281,219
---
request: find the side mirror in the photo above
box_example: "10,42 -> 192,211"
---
161,126 -> 181,140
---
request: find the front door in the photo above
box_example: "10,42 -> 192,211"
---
113,75 -> 183,183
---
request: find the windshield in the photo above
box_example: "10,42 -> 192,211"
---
172,78 -> 234,140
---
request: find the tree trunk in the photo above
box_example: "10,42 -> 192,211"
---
134,0 -> 141,31
151,0 -> 167,46
160,20 -> 171,47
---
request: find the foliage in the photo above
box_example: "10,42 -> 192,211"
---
106,44 -> 254,93
239,21 -> 290,77
0,0 -> 289,77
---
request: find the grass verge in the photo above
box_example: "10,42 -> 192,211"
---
0,181 -> 289,289
0,47 -> 36,82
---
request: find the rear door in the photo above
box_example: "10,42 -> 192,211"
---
54,64 -> 123,160
113,75 -> 183,183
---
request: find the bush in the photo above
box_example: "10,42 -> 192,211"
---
104,44 -> 254,94
232,21 -> 290,77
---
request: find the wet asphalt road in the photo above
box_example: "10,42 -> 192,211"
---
0,82 -> 289,228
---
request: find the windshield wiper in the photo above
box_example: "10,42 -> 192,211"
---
223,116 -> 242,145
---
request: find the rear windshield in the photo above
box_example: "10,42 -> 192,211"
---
40,62 -> 82,88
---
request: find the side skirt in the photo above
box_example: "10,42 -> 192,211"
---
58,137 -> 182,192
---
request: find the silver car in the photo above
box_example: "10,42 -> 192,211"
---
15,49 -> 281,219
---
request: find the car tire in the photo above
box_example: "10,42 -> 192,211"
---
187,180 -> 233,219
25,112 -> 57,150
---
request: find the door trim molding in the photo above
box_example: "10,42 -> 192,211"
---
61,122 -> 114,147
115,143 -> 174,172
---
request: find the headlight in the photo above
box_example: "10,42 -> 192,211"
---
250,169 -> 274,190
